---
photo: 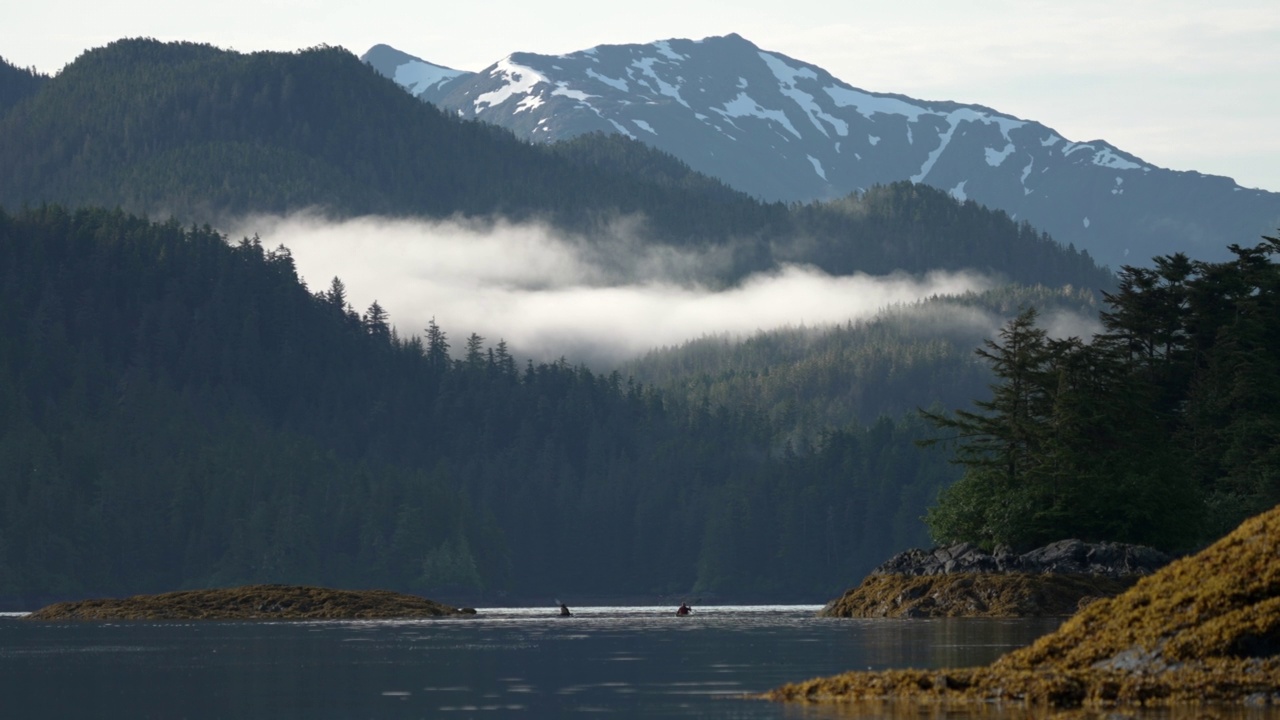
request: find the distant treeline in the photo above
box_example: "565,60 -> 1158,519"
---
622,285 -> 1101,447
0,206 -> 959,607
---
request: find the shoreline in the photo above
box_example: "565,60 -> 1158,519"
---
770,505 -> 1280,709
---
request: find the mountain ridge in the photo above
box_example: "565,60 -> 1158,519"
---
365,33 -> 1280,270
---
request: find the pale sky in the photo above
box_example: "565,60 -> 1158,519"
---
4,0 -> 1278,193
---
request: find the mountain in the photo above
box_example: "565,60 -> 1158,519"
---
366,33 -> 1280,270
0,38 -> 1113,290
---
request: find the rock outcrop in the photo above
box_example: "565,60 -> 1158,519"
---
870,539 -> 1171,578
24,584 -> 470,621
771,504 -> 1280,708
820,573 -> 1133,618
820,540 -> 1171,618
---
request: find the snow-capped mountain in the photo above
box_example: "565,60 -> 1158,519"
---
363,34 -> 1280,270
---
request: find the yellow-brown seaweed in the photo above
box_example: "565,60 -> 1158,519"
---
820,573 -> 1133,618
23,584 -> 470,620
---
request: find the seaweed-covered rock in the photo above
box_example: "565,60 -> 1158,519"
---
820,573 -> 1133,618
771,504 -> 1280,708
24,584 -> 469,621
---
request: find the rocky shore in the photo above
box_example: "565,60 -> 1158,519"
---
820,539 -> 1170,618
870,539 -> 1171,578
770,504 -> 1280,709
24,584 -> 473,621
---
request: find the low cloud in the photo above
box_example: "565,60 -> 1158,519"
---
231,213 -> 999,368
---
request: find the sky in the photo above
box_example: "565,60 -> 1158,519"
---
4,0 -> 1279,193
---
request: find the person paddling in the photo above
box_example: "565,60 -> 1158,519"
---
676,602 -> 691,616
559,603 -> 572,617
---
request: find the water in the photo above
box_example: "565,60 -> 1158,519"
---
0,606 -> 1260,719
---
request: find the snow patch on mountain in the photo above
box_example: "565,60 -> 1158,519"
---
654,40 -> 686,61
586,69 -> 629,91
1093,148 -> 1143,171
824,86 -> 929,122
758,51 -> 849,138
551,84 -> 594,103
475,58 -> 548,110
516,94 -> 544,113
609,119 -> 636,139
1061,142 -> 1091,157
717,92 -> 800,139
630,57 -> 689,108
807,155 -> 827,180
394,61 -> 466,95
986,143 -> 1016,167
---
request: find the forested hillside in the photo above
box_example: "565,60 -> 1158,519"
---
0,57 -> 46,116
0,206 -> 959,608
623,285 -> 1100,447
0,41 -> 1113,289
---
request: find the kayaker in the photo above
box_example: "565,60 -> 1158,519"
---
676,602 -> 691,616
560,603 -> 572,617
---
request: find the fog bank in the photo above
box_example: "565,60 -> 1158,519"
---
234,213 -> 1006,368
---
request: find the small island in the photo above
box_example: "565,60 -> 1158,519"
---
23,584 -> 473,621
768,503 -> 1280,709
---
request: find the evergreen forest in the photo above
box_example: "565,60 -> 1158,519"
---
621,285 -> 1101,448
923,239 -> 1280,551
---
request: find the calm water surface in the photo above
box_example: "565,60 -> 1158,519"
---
0,606 -> 1271,719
